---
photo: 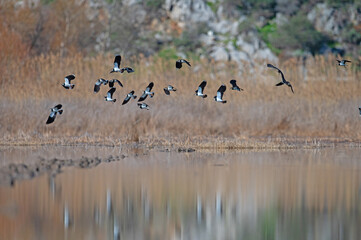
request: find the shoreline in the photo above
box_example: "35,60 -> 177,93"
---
1,136 -> 360,150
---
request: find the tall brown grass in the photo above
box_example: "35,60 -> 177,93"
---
1,52 -> 361,146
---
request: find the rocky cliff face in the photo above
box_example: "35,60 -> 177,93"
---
7,0 -> 361,65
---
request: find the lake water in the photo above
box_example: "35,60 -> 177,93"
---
0,146 -> 361,240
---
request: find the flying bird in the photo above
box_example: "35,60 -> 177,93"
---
46,104 -> 63,124
195,80 -> 207,98
138,103 -> 150,110
62,74 -> 75,89
230,80 -> 243,91
120,67 -> 134,73
105,87 -> 116,102
138,82 -> 154,102
337,59 -> 351,67
163,85 -> 177,95
110,55 -> 121,73
108,79 -> 123,88
359,107 -> 361,116
267,64 -> 294,94
214,85 -> 227,103
122,91 -> 137,105
176,59 -> 191,69
94,78 -> 108,93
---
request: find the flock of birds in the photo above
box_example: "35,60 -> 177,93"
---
46,55 -> 353,124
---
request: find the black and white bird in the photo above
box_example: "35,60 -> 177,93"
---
110,55 -> 122,73
359,107 -> 361,116
105,87 -> 116,102
163,85 -> 177,95
267,64 -> 294,94
230,79 -> 243,91
62,74 -> 75,89
337,59 -> 351,67
108,79 -> 123,88
176,59 -> 191,69
46,104 -> 63,124
138,82 -> 154,102
195,80 -> 207,98
138,103 -> 149,110
120,67 -> 134,73
214,85 -> 227,103
122,91 -> 137,105
94,78 -> 108,93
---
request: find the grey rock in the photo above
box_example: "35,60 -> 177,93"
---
165,0 -> 215,25
210,46 -> 229,61
307,3 -> 347,39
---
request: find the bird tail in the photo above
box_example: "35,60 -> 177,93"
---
71,85 -> 75,89
222,100 -> 227,104
173,88 -> 177,91
202,95 -> 207,98
113,99 -> 117,102
58,110 -> 63,115
150,92 -> 154,98
275,82 -> 284,86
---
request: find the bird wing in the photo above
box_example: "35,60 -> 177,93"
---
289,84 -> 294,94
164,88 -> 170,95
94,79 -> 103,93
199,81 -> 207,91
217,85 -> 226,99
230,80 -> 237,87
344,60 -> 351,63
175,61 -> 182,69
146,82 -> 154,91
122,95 -> 131,105
275,82 -> 284,86
54,104 -> 62,110
182,59 -> 191,67
336,60 -> 341,63
123,67 -> 134,73
108,87 -> 116,98
359,108 -> 361,115
46,112 -> 56,124
114,79 -> 123,87
114,55 -> 121,68
94,83 -> 101,93
65,74 -> 75,84
138,92 -> 147,102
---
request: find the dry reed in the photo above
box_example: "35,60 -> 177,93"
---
1,52 -> 361,147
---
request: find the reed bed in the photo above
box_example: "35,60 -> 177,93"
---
1,53 -> 361,147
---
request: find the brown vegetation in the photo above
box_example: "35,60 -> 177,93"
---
0,49 -> 361,147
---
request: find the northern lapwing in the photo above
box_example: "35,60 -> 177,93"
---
105,87 -> 116,102
120,67 -> 134,73
110,55 -> 121,73
138,103 -> 149,110
337,59 -> 351,67
62,74 -> 75,89
122,91 -> 137,105
267,64 -> 294,94
176,59 -> 191,69
195,80 -> 207,98
214,85 -> 227,103
230,79 -> 243,91
163,85 -> 177,95
46,104 -> 63,124
108,79 -> 123,88
138,82 -> 154,102
94,78 -> 108,93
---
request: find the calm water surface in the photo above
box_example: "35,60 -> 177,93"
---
0,146 -> 361,240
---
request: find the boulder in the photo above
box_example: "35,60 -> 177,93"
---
164,0 -> 215,25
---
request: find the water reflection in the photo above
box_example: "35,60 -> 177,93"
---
0,147 -> 361,239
